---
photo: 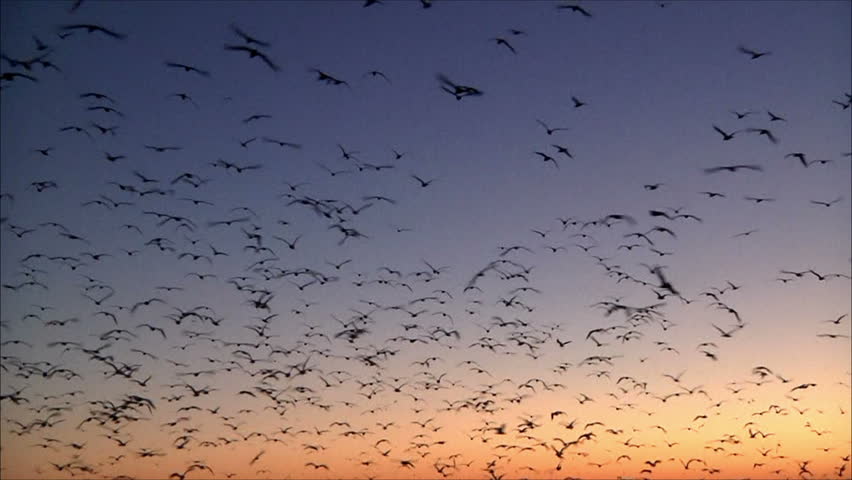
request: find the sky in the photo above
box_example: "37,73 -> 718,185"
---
0,0 -> 850,479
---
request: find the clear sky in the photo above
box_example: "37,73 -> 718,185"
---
0,1 -> 850,479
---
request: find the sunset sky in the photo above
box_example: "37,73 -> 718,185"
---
0,1 -> 850,479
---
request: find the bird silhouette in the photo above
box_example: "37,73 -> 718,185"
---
165,62 -> 211,76
738,45 -> 771,59
437,73 -> 483,100
491,37 -> 517,54
230,23 -> 271,47
59,23 -> 126,39
557,4 -> 593,17
225,44 -> 280,72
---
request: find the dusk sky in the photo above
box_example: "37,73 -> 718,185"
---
0,1 -> 850,479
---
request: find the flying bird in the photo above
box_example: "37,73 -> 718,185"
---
59,23 -> 126,39
703,164 -> 763,174
557,4 -> 593,17
738,45 -> 771,59
165,62 -> 211,77
437,73 -> 483,100
225,44 -> 280,72
491,37 -> 517,54
230,23 -> 271,47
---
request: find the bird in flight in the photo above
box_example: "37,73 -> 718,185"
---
225,44 -> 280,72
731,109 -> 757,119
437,73 -> 483,100
810,197 -> 842,207
165,62 -> 211,77
491,37 -> 517,54
534,151 -> 559,169
713,125 -> 740,141
58,23 -> 126,39
703,164 -> 763,174
230,23 -> 271,47
557,4 -> 593,17
364,70 -> 392,83
745,127 -> 779,144
411,174 -> 437,188
537,119 -> 569,135
738,45 -> 771,59
311,69 -> 350,87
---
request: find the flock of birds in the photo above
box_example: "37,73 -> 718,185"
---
0,1 -> 850,480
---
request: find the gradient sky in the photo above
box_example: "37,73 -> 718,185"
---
1,1 -> 850,479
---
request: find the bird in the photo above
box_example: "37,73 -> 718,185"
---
732,229 -> 758,238
311,68 -> 349,87
145,145 -> 182,153
230,23 -> 271,47
767,110 -> 787,122
712,323 -> 743,338
744,196 -> 775,204
364,70 -> 391,83
437,73 -> 483,100
731,109 -> 757,119
80,91 -> 116,103
713,125 -> 740,141
167,92 -> 199,108
263,137 -> 301,149
59,23 -> 126,39
745,127 -> 779,144
243,114 -> 271,123
703,164 -> 763,174
557,4 -> 593,17
32,147 -> 54,156
784,152 -> 809,167
1,71 -> 38,83
491,37 -> 517,54
810,197 -> 842,207
536,119 -> 569,135
534,152 -> 559,168
824,314 -> 848,325
225,44 -> 280,72
738,45 -> 771,59
164,62 -> 211,76
551,144 -> 574,159
411,174 -> 437,188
